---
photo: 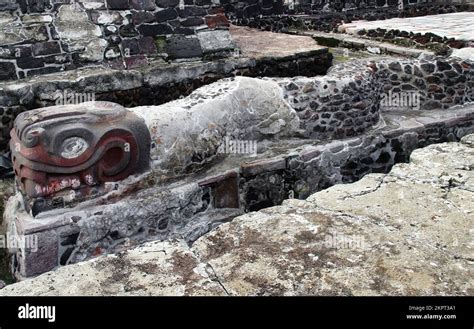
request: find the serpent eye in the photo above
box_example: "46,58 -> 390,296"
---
60,137 -> 89,159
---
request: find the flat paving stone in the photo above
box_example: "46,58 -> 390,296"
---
230,25 -> 328,59
341,12 -> 474,41
296,30 -> 434,58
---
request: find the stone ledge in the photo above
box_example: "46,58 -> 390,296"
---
296,30 -> 435,58
4,102 -> 474,279
1,133 -> 473,295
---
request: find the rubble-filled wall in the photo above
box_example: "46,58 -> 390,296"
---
288,0 -> 473,12
0,0 -> 237,81
2,0 -> 468,83
223,0 -> 284,18
238,1 -> 473,33
3,55 -> 474,278
277,56 -> 473,139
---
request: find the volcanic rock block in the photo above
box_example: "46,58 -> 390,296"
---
130,76 -> 300,176
10,101 -> 151,215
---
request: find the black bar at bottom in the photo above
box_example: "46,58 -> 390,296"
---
0,296 -> 472,328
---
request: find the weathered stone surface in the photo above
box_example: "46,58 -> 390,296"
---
106,0 -> 129,10
205,13 -> 229,29
1,136 -> 473,295
164,35 -> 202,58
137,23 -> 173,36
31,41 -> 61,56
78,38 -> 108,62
341,12 -> 474,41
0,241 -> 226,296
155,0 -> 179,8
155,8 -> 178,22
90,10 -> 123,25
0,0 -> 18,11
197,30 -> 235,54
0,62 -> 17,80
451,47 -> 474,62
54,4 -> 102,41
181,17 -> 204,27
130,0 -> 156,10
131,76 -> 300,175
81,1 -> 106,10
0,25 -> 49,46
230,25 -> 327,60
21,14 -> 53,25
177,6 -> 206,17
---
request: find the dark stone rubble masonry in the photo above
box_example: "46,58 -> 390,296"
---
132,11 -> 156,24
119,24 -> 140,37
181,17 -> 205,27
0,0 -> 232,82
130,0 -> 156,10
195,0 -> 212,5
164,35 -> 203,58
137,24 -> 174,36
0,0 -> 18,11
119,36 -> 157,57
0,62 -> 17,80
16,57 -> 45,69
32,41 -> 61,56
125,55 -> 149,69
155,8 -> 178,22
155,0 -> 179,7
106,0 -> 129,10
138,37 -> 158,54
174,27 -> 195,35
26,66 -> 63,77
243,4 -> 262,18
122,38 -> 140,56
178,6 -> 208,18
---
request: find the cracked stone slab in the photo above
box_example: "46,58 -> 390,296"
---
192,137 -> 474,296
0,241 -> 226,296
1,135 -> 473,295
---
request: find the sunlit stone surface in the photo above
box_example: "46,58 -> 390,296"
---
341,12 -> 474,41
1,135 -> 472,296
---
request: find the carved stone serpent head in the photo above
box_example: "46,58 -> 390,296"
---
10,101 -> 151,215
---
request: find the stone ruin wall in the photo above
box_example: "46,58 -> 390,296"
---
278,56 -> 473,139
0,0 -> 471,151
0,0 -> 228,82
0,0 -> 285,83
0,0 -> 470,83
237,0 -> 474,33
286,0 -> 473,13
3,55 -> 473,278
